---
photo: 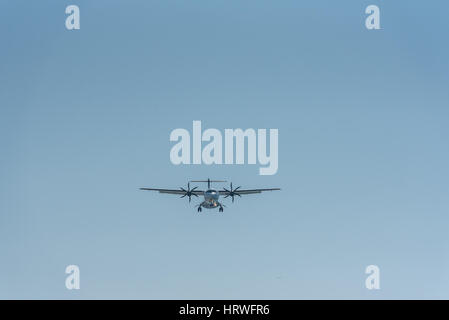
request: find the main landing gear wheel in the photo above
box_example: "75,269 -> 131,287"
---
197,207 -> 202,212
219,207 -> 224,213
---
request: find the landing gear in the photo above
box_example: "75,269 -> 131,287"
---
197,206 -> 202,212
219,206 -> 224,213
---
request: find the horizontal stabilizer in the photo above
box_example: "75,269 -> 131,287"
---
190,179 -> 227,188
190,180 -> 227,183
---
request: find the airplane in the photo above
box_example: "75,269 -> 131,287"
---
140,178 -> 280,212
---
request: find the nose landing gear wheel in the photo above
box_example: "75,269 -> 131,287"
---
219,207 -> 224,212
197,207 -> 202,212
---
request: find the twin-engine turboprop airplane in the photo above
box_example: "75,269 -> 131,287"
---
140,178 -> 280,212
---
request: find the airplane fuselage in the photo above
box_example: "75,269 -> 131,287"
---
201,189 -> 220,209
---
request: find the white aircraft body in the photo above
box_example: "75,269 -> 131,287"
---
140,179 -> 280,212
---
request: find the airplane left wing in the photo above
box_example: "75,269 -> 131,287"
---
219,188 -> 280,195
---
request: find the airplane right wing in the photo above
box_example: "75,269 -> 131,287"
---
139,188 -> 204,195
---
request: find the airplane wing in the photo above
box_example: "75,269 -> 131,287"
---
139,188 -> 204,195
219,188 -> 280,196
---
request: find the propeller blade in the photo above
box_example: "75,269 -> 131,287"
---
181,183 -> 198,203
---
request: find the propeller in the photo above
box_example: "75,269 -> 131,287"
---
223,182 -> 242,203
180,182 -> 198,203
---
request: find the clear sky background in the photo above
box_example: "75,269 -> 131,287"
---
1,1 -> 448,299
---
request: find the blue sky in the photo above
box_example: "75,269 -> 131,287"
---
1,1 -> 448,299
